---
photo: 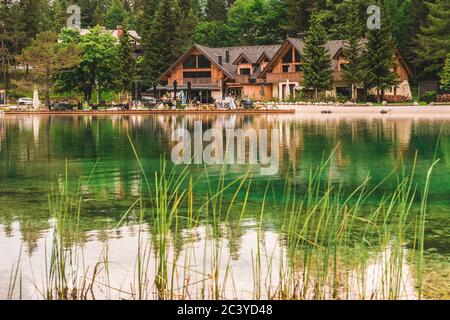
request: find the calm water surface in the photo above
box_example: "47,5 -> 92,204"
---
0,114 -> 449,299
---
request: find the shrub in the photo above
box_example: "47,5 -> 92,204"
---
421,91 -> 437,104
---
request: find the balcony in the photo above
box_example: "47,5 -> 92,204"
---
169,78 -> 221,89
265,71 -> 345,85
265,72 -> 303,83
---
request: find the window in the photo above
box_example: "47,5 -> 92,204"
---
282,50 -> 293,64
295,64 -> 301,72
294,50 -> 301,63
183,55 -> 197,69
282,65 -> 290,73
240,68 -> 251,75
183,71 -> 211,78
198,55 -> 211,68
183,55 -> 211,69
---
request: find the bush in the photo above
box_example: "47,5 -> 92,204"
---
421,91 -> 437,104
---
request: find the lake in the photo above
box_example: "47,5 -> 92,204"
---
0,114 -> 449,299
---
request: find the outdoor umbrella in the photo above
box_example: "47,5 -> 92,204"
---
285,79 -> 290,101
137,81 -> 142,101
222,79 -> 227,99
131,82 -> 136,101
187,81 -> 192,102
260,83 -> 265,98
173,80 -> 178,98
33,86 -> 40,110
153,84 -> 157,99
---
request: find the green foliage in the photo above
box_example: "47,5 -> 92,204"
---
302,14 -> 332,99
363,3 -> 398,101
421,90 -> 437,103
192,21 -> 232,47
57,26 -> 118,102
104,0 -> 130,29
417,0 -> 450,79
17,31 -> 82,106
205,0 -> 228,21
227,0 -> 286,45
441,57 -> 450,91
342,0 -> 365,101
284,0 -> 315,36
141,0 -> 195,86
116,31 -> 137,93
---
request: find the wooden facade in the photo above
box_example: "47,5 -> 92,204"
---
159,39 -> 412,102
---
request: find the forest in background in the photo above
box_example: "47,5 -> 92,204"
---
0,0 -> 449,102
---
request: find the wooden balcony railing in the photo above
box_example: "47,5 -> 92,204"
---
266,71 -> 345,85
169,78 -> 222,88
265,72 -> 303,83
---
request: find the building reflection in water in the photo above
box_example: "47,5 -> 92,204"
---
0,114 -> 449,252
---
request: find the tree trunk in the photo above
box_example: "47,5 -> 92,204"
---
381,88 -> 385,102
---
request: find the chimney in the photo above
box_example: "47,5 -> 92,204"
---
218,55 -> 223,65
225,50 -> 230,64
116,25 -> 124,37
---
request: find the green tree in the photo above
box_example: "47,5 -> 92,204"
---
342,0 -> 364,101
404,0 -> 428,76
175,0 -> 198,53
417,0 -> 450,79
205,0 -> 228,21
363,4 -> 398,102
58,26 -> 118,102
192,20 -> 232,47
284,0 -> 316,36
302,14 -> 332,100
105,0 -> 130,29
18,31 -> 82,106
227,0 -> 283,45
116,30 -> 137,95
53,0 -> 70,32
441,56 -> 450,91
141,0 -> 183,86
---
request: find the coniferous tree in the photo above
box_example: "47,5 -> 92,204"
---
205,0 -> 228,21
105,0 -> 130,29
116,30 -> 137,95
284,0 -> 316,36
404,0 -> 428,76
302,13 -> 332,100
417,0 -> 450,79
175,0 -> 198,53
342,0 -> 364,101
142,0 -> 182,86
53,0 -> 70,32
363,3 -> 398,102
441,56 -> 450,91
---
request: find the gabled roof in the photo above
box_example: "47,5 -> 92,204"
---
232,53 -> 252,65
260,38 -> 350,78
256,52 -> 271,64
161,43 -> 281,81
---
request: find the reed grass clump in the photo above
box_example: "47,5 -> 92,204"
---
7,145 -> 437,300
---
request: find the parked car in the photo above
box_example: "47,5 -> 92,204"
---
18,98 -> 33,106
241,98 -> 254,109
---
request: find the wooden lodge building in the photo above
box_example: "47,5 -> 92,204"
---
158,38 -> 412,103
